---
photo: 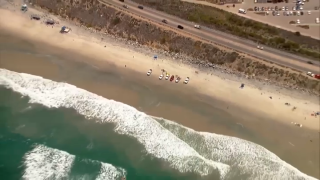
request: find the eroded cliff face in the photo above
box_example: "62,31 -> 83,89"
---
29,0 -> 320,94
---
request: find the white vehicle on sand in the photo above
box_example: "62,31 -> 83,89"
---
175,76 -> 181,83
184,77 -> 190,84
194,25 -> 201,29
159,74 -> 164,80
165,73 -> 170,80
147,69 -> 152,76
60,26 -> 71,33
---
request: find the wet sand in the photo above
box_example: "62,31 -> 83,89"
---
0,29 -> 319,178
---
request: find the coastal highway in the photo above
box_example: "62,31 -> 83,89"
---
102,0 -> 319,73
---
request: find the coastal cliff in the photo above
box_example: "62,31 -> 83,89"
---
28,0 -> 320,94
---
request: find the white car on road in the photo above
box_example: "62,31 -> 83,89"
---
194,25 -> 201,29
257,45 -> 264,50
307,72 -> 314,77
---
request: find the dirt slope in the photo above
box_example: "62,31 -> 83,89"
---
28,0 -> 320,94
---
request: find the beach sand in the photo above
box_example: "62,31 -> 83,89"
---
0,6 -> 319,178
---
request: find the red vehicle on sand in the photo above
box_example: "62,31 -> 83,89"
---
170,75 -> 174,82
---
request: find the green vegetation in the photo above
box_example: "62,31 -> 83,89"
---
112,17 -> 121,25
29,0 -> 320,93
130,0 -> 320,61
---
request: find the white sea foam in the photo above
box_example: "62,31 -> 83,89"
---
22,144 -> 126,180
154,117 -> 318,180
96,162 -> 126,180
22,144 -> 75,180
0,69 -> 230,178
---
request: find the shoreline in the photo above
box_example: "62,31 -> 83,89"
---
0,8 -> 319,131
1,33 -> 319,179
0,6 -> 319,178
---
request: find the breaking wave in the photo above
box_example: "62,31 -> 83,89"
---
0,69 -> 317,180
22,144 -> 126,180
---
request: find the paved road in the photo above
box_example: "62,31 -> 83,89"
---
103,0 -> 320,73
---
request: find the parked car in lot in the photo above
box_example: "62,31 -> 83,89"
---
177,25 -> 184,29
138,5 -> 143,9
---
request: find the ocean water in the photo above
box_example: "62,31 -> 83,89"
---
0,68 -> 318,180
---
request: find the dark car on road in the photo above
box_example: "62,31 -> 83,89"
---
177,25 -> 184,29
119,0 -> 124,2
138,5 -> 143,9
162,19 -> 168,24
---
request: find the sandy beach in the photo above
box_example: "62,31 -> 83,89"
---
0,8 -> 318,130
0,3 -> 319,179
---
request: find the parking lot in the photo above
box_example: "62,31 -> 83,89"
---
242,0 -> 320,38
182,0 -> 319,39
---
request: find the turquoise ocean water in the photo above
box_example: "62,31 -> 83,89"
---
0,69 -> 317,180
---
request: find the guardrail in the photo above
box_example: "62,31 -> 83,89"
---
98,0 -> 303,72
